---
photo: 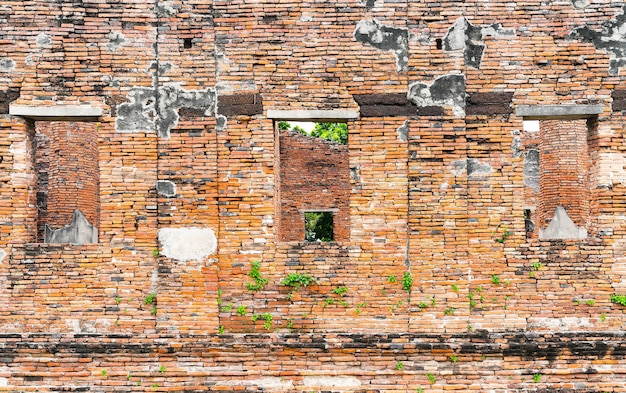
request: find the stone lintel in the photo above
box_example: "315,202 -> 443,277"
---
515,104 -> 603,120
9,105 -> 102,120
267,109 -> 359,122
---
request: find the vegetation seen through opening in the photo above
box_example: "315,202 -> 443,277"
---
305,212 -> 334,242
279,121 -> 348,145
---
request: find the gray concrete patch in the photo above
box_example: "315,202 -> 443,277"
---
10,104 -> 103,120
408,74 -> 465,117
267,109 -> 358,121
115,86 -> 215,137
524,148 -> 540,192
539,206 -> 587,240
158,227 -> 217,262
569,6 -> 626,75
36,32 -> 51,47
396,120 -> 409,142
156,180 -> 176,197
354,19 -> 409,72
44,209 -> 98,245
516,104 -> 603,119
444,18 -> 515,68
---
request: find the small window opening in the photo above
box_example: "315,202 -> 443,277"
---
183,38 -> 193,49
305,211 -> 334,242
435,38 -> 443,50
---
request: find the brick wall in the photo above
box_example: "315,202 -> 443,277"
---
2,0 -> 626,390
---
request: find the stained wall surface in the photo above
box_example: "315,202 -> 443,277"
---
2,0 -> 626,391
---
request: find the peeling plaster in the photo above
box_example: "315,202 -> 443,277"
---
408,74 -> 466,116
354,19 -> 409,72
451,158 -> 492,177
115,85 -> 215,137
524,148 -> 540,192
302,376 -> 361,389
569,5 -> 626,75
0,58 -> 15,72
572,0 -> 590,9
443,17 -> 515,68
396,120 -> 409,142
36,32 -> 51,47
156,180 -> 176,197
511,129 -> 522,158
106,31 -> 126,52
158,227 -> 217,262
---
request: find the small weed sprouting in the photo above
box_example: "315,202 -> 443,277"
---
600,313 -> 607,322
220,303 -> 233,313
261,313 -> 273,330
396,361 -> 403,371
467,324 -> 473,331
127,373 -> 132,381
491,275 -> 501,285
287,318 -> 294,330
356,302 -> 367,315
586,299 -> 595,306
416,388 -> 424,393
418,301 -> 428,309
115,296 -> 122,305
402,271 -> 413,293
152,384 -> 159,388
282,272 -> 318,291
323,298 -> 335,308
611,294 -> 626,306
151,305 -> 157,316
531,261 -> 543,271
444,307 -> 456,316
151,248 -> 160,257
101,369 -> 107,377
332,286 -> 349,296
495,226 -> 512,243
450,355 -> 458,363
451,284 -> 459,293
388,275 -> 397,283
533,373 -> 542,383
236,305 -> 247,316
430,296 -> 436,307
218,325 -> 224,334
246,261 -> 269,291
427,373 -> 436,384
159,365 -> 166,373
144,293 -> 156,305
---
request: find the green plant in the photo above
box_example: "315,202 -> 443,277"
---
323,297 -> 335,308
144,293 -> 156,305
151,305 -> 157,316
450,355 -> 458,362
115,296 -> 122,305
586,299 -> 595,306
220,303 -> 233,312
261,313 -> 273,330
127,373 -> 133,381
533,373 -> 542,383
451,284 -> 459,292
430,296 -> 436,307
611,294 -> 626,306
444,307 -> 456,315
237,305 -> 247,316
287,318 -> 294,329
101,369 -> 107,377
218,325 -> 224,334
388,275 -> 397,283
495,226 -> 512,243
467,324 -> 473,331
282,272 -> 318,291
491,274 -> 501,285
151,248 -> 160,257
416,388 -> 424,393
246,261 -> 269,291
152,383 -> 159,388
531,261 -> 543,270
396,361 -> 403,371
332,286 -> 349,296
427,373 -> 436,384
402,271 -> 413,293
355,301 -> 367,315
418,301 -> 428,309
600,313 -> 607,322
159,365 -> 166,373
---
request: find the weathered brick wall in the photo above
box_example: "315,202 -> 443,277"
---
278,129 -> 350,242
3,0 -> 626,390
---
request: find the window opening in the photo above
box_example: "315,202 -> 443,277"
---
34,121 -> 99,244
305,211 -> 334,242
276,120 -> 350,242
523,118 -> 590,240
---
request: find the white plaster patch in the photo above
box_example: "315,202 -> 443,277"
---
158,227 -> 217,262
0,58 -> 15,72
66,319 -> 81,333
302,376 -> 361,389
0,249 -> 5,263
36,32 -> 51,46
219,377 -> 293,390
0,377 -> 7,387
528,317 -> 592,330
